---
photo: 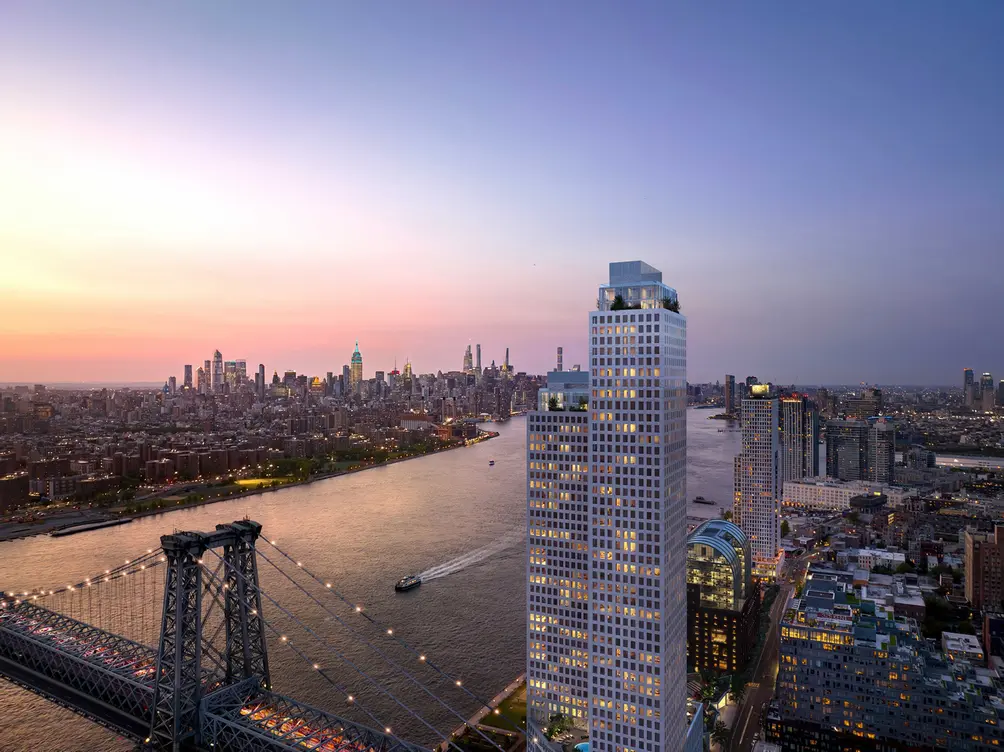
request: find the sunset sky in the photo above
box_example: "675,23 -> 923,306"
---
2,2 -> 1002,385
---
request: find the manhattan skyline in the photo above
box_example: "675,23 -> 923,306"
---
2,2 -> 1002,384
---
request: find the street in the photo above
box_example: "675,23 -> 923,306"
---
730,551 -> 812,751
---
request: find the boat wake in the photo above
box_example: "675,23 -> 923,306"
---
417,528 -> 523,582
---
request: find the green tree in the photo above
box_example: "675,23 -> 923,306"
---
611,294 -> 627,310
780,520 -> 790,538
711,721 -> 731,748
545,713 -> 573,740
547,396 -> 560,411
729,674 -> 746,705
720,509 -> 733,521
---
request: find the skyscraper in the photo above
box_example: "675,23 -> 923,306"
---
982,372 -> 996,411
350,341 -> 363,394
211,350 -> 224,393
825,418 -> 894,483
168,376 -> 177,394
734,386 -> 782,578
866,417 -> 896,484
196,367 -> 206,394
724,374 -> 735,416
463,345 -> 473,373
527,260 -> 691,752
556,346 -> 563,372
258,364 -> 266,398
526,369 -> 590,727
844,386 -> 882,419
964,367 -> 975,395
780,394 -> 820,483
476,344 -> 482,375
235,359 -> 247,385
183,364 -> 193,390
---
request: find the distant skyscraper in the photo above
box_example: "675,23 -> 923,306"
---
258,364 -> 266,398
867,418 -> 896,484
224,360 -> 237,390
350,342 -> 363,393
196,367 -> 206,394
998,380 -> 1004,408
235,359 -> 247,385
826,418 -> 894,484
476,344 -> 482,374
463,345 -> 473,373
734,386 -> 782,578
556,346 -> 563,372
825,420 -> 869,480
780,394 -> 820,483
211,351 -> 223,393
981,372 -> 996,411
183,365 -> 193,390
168,376 -> 177,394
964,367 -> 975,395
845,386 -> 882,418
724,374 -> 736,416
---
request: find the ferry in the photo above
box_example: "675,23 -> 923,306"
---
395,575 -> 422,592
489,460 -> 495,467
692,496 -> 715,506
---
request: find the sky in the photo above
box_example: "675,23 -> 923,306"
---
1,2 -> 1002,386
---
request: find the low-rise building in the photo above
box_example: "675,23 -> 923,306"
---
772,573 -> 1004,750
942,631 -> 985,664
782,479 -> 916,512
686,519 -> 761,674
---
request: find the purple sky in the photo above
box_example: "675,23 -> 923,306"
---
1,2 -> 1002,385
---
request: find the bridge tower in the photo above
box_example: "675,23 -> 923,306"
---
147,520 -> 270,751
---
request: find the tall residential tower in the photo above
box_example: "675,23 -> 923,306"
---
527,261 -> 693,752
734,387 -> 782,578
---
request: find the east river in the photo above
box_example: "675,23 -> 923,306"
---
0,410 -> 739,751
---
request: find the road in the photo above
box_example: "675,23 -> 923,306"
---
730,552 -> 813,752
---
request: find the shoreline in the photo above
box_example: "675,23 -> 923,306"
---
0,431 -> 498,544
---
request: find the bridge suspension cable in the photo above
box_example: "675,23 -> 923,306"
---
261,537 -> 524,734
255,546 -> 510,752
203,548 -> 470,752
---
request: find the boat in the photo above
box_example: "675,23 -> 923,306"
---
692,497 -> 715,506
489,460 -> 495,467
395,575 -> 422,592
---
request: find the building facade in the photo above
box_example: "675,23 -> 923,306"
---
734,388 -> 782,578
782,479 -> 916,512
825,419 -> 895,484
526,261 -> 690,752
780,394 -> 820,484
773,574 -> 1004,751
965,525 -> 1004,612
724,375 -> 735,417
589,261 -> 688,752
686,520 -> 760,674
526,372 -> 591,727
350,342 -> 363,394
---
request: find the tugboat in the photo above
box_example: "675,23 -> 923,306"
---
693,496 -> 715,506
395,575 -> 422,592
489,459 -> 495,467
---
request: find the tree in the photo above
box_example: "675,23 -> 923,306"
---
545,713 -> 573,740
611,294 -> 627,310
780,520 -> 790,538
720,509 -> 733,521
711,721 -> 731,748
729,674 -> 746,705
547,396 -> 560,411
662,297 -> 681,312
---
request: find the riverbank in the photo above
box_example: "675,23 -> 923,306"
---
0,430 -> 498,543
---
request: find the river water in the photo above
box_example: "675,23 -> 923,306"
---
0,410 -> 738,751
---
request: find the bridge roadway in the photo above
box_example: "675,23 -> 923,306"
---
0,599 -> 429,752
